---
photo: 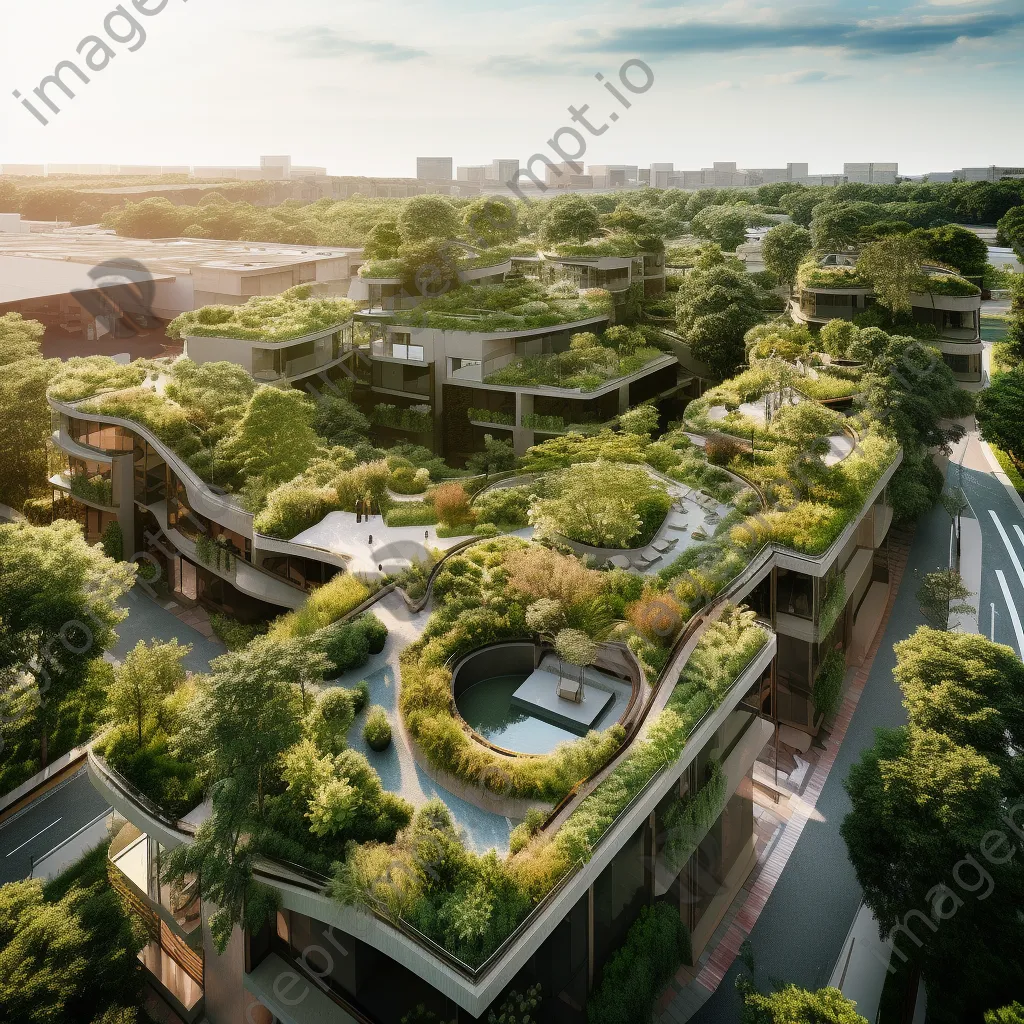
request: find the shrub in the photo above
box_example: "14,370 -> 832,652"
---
210,613 -> 266,651
432,482 -> 473,527
705,433 -> 744,466
363,706 -> 392,751
317,620 -> 372,678
361,613 -> 388,655
389,466 -> 431,494
100,521 -> 124,561
586,903 -> 692,1024
619,405 -> 659,436
474,486 -> 533,529
270,573 -> 371,639
385,502 -> 438,527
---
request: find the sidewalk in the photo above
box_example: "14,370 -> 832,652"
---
656,529 -> 913,1023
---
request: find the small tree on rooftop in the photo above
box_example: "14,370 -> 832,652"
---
362,219 -> 402,259
462,196 -> 520,247
540,194 -> 601,244
857,235 -> 925,314
105,639 -> 191,745
398,195 -> 460,244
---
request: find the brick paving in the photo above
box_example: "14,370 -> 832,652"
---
656,529 -> 914,1022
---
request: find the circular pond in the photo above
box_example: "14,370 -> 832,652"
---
455,672 -> 581,755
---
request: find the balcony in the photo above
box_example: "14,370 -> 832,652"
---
371,339 -> 426,363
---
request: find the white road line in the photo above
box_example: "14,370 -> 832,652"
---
6,817 -> 62,857
989,511 -> 1024,590
996,571 -> 1024,655
1014,524 -> 1024,553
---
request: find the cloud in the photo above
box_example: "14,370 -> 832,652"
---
283,28 -> 427,62
699,79 -> 739,92
572,7 -> 1024,58
765,69 -> 850,85
480,55 -> 591,77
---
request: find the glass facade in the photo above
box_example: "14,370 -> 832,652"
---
67,417 -> 134,453
68,456 -> 115,507
261,554 -> 341,592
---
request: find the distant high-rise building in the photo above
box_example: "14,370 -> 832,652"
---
457,166 -> 489,182
491,159 -> 520,186
260,155 -> 292,179
844,162 -> 898,184
417,157 -> 453,181
650,163 -> 674,189
587,165 -> 639,188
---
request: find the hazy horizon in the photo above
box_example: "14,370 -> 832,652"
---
2,0 -> 1022,179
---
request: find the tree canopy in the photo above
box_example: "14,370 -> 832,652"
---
540,194 -> 601,244
397,194 -> 460,244
761,223 -> 813,291
977,365 -> 1024,464
857,236 -> 925,313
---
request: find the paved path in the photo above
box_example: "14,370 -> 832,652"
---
685,503 -> 950,1021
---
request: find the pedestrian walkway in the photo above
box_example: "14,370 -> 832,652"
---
656,529 -> 913,1023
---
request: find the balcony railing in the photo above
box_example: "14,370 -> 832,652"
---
371,340 -> 426,362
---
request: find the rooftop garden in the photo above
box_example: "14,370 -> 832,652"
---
386,279 -> 613,333
484,325 -> 665,392
914,272 -> 982,297
167,286 -> 356,342
547,233 -> 665,258
797,263 -> 871,290
47,355 -> 160,404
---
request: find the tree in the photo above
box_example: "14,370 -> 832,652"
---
676,256 -> 766,379
466,434 -> 516,478
997,207 -> 1024,260
842,629 -> 1024,1022
105,639 -> 190,745
0,314 -> 54,509
618,404 -> 659,436
539,194 -> 601,244
987,1005 -> 1024,1024
398,237 -> 463,298
857,235 -> 924,313
216,386 -> 323,487
811,201 -> 878,249
0,521 -> 135,767
103,197 -> 187,238
312,390 -> 371,447
462,196 -> 519,247
911,224 -> 989,277
691,204 -> 750,252
761,223 -> 812,292
0,848 -> 144,1024
362,219 -> 403,259
977,365 -> 1024,463
398,195 -> 460,243
603,202 -> 660,236
916,569 -> 975,631
740,985 -> 867,1024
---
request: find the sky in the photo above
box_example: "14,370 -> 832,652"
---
0,0 -> 1022,178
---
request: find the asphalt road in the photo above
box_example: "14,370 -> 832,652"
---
691,499 -> 951,1019
0,770 -> 110,885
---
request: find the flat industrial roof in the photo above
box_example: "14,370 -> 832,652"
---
0,228 -> 362,277
0,255 -> 173,305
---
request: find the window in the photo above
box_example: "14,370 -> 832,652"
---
448,357 -> 482,381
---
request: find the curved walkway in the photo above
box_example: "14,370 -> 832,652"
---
332,589 -> 514,854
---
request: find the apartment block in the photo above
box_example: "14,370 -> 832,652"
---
843,162 -> 899,185
416,156 -> 454,181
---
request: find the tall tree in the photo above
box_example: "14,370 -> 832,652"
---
761,223 -> 813,292
857,235 -> 925,314
915,569 -> 975,631
977,365 -> 1024,463
462,196 -> 520,247
397,195 -> 460,244
105,639 -> 191,745
539,194 -> 601,244
910,224 -> 989,277
362,219 -> 403,259
691,205 -> 750,252
676,249 -> 767,379
0,521 -> 135,767
740,984 -> 868,1024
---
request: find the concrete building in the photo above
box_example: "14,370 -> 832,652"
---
457,166 -> 489,183
416,157 -> 454,181
650,163 -> 674,189
843,162 -> 899,185
587,165 -> 640,188
0,230 -> 362,334
792,252 -> 984,384
0,213 -> 32,234
924,165 -> 1024,183
491,159 -> 520,186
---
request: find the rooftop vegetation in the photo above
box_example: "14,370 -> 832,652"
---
485,326 -> 664,391
386,280 -> 613,333
548,233 -> 665,257
167,286 -> 356,342
915,272 -> 982,297
798,263 -> 871,290
47,356 -> 158,404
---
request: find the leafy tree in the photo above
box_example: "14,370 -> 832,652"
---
811,201 -> 878,249
603,202 -> 660,236
977,365 -> 1024,463
0,314 -> 55,509
462,196 -> 520,247
987,1004 -> 1024,1024
0,847 -> 144,1024
103,197 -> 187,238
857,235 -> 924,313
842,628 -> 1024,1022
676,253 -> 766,378
761,223 -> 813,292
0,521 -> 135,767
997,207 -> 1024,261
619,404 -> 659,436
216,386 -> 323,486
105,639 -> 190,745
312,390 -> 371,447
362,219 -> 403,259
740,984 -> 867,1024
540,194 -> 601,244
398,195 -> 460,244
465,434 -> 516,478
398,237 -> 463,298
911,224 -> 989,277
691,204 -> 749,252
916,569 -> 975,631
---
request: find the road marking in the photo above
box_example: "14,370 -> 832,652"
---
989,511 -> 1024,590
1014,524 -> 1024,553
996,571 -> 1024,656
6,817 -> 62,857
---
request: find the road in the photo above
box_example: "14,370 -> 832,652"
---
0,770 -> 109,885
0,588 -> 224,886
691,421 -> 1024,1018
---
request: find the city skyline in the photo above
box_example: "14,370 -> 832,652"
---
1,0 -> 1022,177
